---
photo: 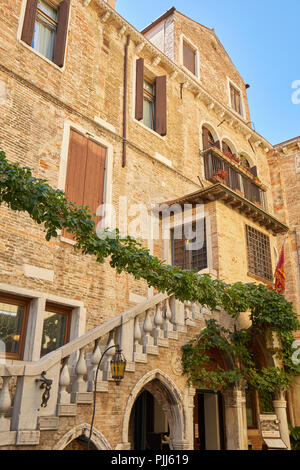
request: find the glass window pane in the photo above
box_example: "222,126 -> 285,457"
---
38,0 -> 58,21
0,302 -> 25,356
41,310 -> 68,357
143,98 -> 154,130
32,19 -> 56,61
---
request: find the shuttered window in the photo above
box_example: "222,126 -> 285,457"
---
21,0 -> 70,67
63,130 -> 106,240
172,220 -> 207,272
246,225 -> 273,281
230,84 -> 243,115
135,59 -> 167,136
183,41 -> 196,75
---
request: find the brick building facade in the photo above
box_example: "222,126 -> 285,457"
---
0,0 -> 298,450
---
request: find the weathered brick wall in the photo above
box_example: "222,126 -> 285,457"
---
0,0 -> 298,448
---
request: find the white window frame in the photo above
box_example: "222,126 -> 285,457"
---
17,0 -> 70,72
58,120 -> 114,245
179,34 -> 200,80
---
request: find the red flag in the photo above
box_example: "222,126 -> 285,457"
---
274,246 -> 285,294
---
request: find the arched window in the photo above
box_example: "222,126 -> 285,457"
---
239,153 -> 251,169
222,141 -> 233,155
202,126 -> 219,150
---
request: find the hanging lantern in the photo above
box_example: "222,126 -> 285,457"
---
110,348 -> 126,385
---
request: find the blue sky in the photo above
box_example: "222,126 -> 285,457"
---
117,0 -> 299,145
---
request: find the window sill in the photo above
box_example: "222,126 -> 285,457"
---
60,236 -> 76,246
18,39 -> 65,72
181,64 -> 200,83
247,272 -> 273,285
132,118 -> 166,141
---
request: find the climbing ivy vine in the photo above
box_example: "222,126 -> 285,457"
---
0,150 -> 299,394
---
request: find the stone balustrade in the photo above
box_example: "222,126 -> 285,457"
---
0,292 -> 209,447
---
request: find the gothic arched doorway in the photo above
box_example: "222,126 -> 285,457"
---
123,370 -> 186,450
130,389 -> 170,450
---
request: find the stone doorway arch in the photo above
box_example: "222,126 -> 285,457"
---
53,423 -> 111,450
120,370 -> 188,450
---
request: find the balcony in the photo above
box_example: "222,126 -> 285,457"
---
161,184 -> 289,236
202,147 -> 268,210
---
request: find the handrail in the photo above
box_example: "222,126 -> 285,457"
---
0,292 -> 169,378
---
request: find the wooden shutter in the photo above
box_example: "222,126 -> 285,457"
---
135,58 -> 144,121
202,127 -> 209,150
63,131 -> 106,239
21,0 -> 38,46
83,139 -> 106,233
214,140 -> 221,149
183,42 -> 196,75
63,130 -> 88,239
250,166 -> 258,177
53,0 -> 70,67
155,75 -> 167,136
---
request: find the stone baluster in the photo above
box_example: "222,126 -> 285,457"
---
0,377 -> 11,432
163,299 -> 172,338
169,296 -> 177,332
57,356 -> 77,416
175,300 -> 186,332
142,309 -> 157,355
87,339 -> 103,392
153,303 -> 164,346
133,316 -> 146,362
185,302 -> 195,326
102,333 -> 115,381
58,357 -> 71,404
71,347 -> 90,404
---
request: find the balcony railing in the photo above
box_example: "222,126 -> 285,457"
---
203,148 -> 268,211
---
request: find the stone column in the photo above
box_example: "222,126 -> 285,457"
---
223,387 -> 248,450
273,390 -> 291,450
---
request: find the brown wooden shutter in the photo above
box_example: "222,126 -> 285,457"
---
155,75 -> 167,136
202,127 -> 209,150
83,140 -> 106,233
214,140 -> 221,149
183,42 -> 196,75
63,130 -> 88,240
21,0 -> 38,46
250,166 -> 258,177
135,58 -> 144,121
53,0 -> 70,67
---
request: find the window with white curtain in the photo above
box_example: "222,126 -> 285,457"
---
32,0 -> 58,61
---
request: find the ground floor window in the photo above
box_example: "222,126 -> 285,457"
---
0,294 -> 29,360
40,303 -> 71,357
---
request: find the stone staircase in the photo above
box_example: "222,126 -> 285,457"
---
0,292 -> 213,447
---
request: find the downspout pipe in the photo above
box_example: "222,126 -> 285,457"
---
122,35 -> 130,168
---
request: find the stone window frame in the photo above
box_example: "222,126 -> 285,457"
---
131,56 -> 166,141
179,34 -> 200,80
227,77 -> 245,120
17,0 -> 71,72
0,283 -> 86,364
245,224 -> 273,283
57,120 -> 114,246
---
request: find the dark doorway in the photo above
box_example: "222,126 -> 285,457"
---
131,390 -> 169,450
194,390 -> 225,450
